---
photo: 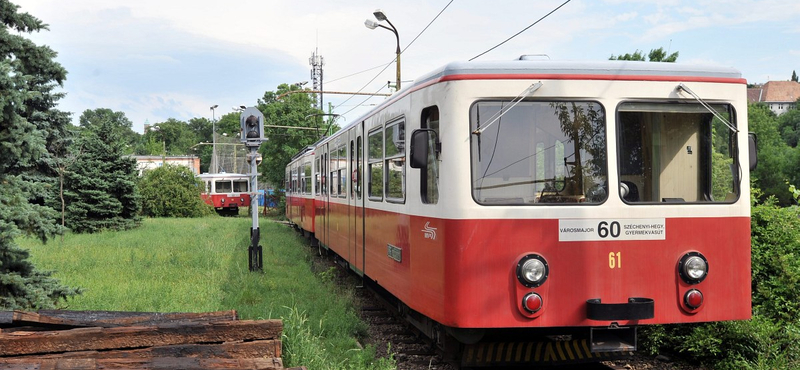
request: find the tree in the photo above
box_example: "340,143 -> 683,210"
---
0,0 -> 80,309
610,47 -> 678,62
63,110 -> 142,233
257,84 -> 325,189
79,108 -> 139,154
792,70 -> 798,82
141,118 -> 197,156
138,165 -> 212,217
749,103 -> 796,205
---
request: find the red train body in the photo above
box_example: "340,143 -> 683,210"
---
285,59 -> 753,365
199,173 -> 251,216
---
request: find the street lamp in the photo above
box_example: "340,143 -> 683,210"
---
365,9 -> 401,91
210,104 -> 219,173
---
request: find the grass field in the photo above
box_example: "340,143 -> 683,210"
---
18,214 -> 395,370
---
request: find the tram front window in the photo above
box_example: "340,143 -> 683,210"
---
617,102 -> 738,203
470,101 -> 608,205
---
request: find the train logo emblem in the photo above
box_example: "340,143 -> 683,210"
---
422,222 -> 437,240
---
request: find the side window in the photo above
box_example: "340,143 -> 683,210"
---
385,119 -> 406,202
338,145 -> 347,198
330,148 -> 338,196
304,162 -> 312,194
285,170 -> 290,194
315,157 -> 321,196
356,136 -> 363,200
368,128 -> 383,200
350,140 -> 356,199
421,107 -> 439,204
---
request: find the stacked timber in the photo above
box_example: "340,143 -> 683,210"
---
0,310 -> 305,370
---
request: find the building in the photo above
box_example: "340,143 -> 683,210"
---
747,81 -> 800,115
131,155 -> 200,176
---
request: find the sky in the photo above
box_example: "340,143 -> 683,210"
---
14,0 -> 800,134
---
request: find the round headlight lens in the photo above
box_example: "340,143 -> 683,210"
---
679,252 -> 708,284
684,256 -> 707,280
517,254 -> 549,287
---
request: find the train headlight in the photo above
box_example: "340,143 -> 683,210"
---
516,254 -> 548,288
679,252 -> 708,284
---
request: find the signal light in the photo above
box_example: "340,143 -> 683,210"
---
684,289 -> 703,309
522,293 -> 543,313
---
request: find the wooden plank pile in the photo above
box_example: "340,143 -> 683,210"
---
0,310 -> 305,370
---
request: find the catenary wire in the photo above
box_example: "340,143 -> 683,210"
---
332,0 -> 455,113
469,0 -> 571,61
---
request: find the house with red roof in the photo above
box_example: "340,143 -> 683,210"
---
748,81 -> 800,115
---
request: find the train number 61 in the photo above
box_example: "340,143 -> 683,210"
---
598,221 -> 621,238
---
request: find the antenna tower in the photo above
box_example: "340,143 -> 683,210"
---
309,49 -> 324,110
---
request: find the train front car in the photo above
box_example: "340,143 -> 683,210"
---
400,60 -> 751,366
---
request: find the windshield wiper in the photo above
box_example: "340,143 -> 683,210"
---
676,83 -> 738,133
472,82 -> 543,135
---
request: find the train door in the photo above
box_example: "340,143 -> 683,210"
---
349,123 -> 365,275
319,144 -> 329,248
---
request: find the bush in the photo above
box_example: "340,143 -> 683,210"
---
138,165 -> 213,217
641,186 -> 800,369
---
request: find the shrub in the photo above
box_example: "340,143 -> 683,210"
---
138,165 -> 213,217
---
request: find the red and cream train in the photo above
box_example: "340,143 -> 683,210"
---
199,173 -> 251,216
286,58 -> 754,366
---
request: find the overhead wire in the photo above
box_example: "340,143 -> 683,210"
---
469,0 -> 572,61
332,0 -> 455,115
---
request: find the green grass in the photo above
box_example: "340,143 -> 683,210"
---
18,215 -> 395,370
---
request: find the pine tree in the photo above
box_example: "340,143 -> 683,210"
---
0,0 -> 81,309
792,70 -> 798,82
63,110 -> 142,233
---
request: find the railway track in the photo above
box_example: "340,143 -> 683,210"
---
312,246 -> 642,370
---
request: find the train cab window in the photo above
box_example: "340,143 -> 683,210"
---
421,107 -> 440,204
368,128 -> 384,200
617,102 -> 738,203
470,101 -> 608,205
385,119 -> 406,202
215,180 -> 232,194
233,179 -> 248,193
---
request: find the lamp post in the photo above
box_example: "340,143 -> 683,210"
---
365,9 -> 401,91
210,104 -> 219,173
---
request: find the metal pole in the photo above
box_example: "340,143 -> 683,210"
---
211,105 -> 218,173
248,147 -> 262,272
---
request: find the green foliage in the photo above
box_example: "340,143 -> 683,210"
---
0,0 -> 80,309
641,184 -> 800,369
63,109 -> 142,233
21,217 -> 394,370
778,106 -> 800,147
610,47 -> 678,62
138,164 -> 213,217
258,84 -> 325,189
141,118 -> 198,156
792,70 -> 798,83
79,108 -> 139,154
748,103 -> 798,205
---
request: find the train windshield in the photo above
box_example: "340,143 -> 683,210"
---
470,101 -> 608,205
617,102 -> 738,203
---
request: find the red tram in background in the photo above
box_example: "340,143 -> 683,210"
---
198,173 -> 251,216
286,59 -> 755,367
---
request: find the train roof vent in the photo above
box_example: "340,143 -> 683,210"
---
518,54 -> 550,61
